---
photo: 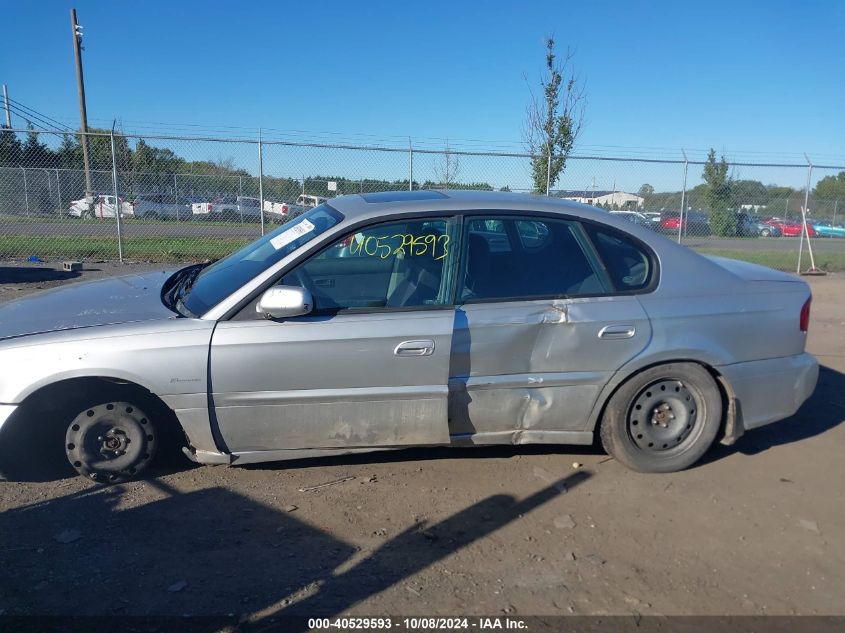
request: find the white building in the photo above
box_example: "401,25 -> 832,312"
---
558,190 -> 644,209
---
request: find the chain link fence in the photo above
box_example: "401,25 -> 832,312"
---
1,128 -> 844,270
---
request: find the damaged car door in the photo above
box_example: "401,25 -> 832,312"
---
448,216 -> 653,443
209,217 -> 459,453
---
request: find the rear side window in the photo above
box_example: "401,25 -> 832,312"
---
585,225 -> 653,291
460,216 -> 606,302
516,219 -> 551,250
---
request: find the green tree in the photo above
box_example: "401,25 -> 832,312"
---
702,149 -> 735,236
813,171 -> 845,201
732,180 -> 768,206
57,134 -> 82,169
524,37 -> 585,193
21,126 -> 56,168
0,128 -> 23,166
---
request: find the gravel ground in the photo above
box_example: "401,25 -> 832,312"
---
0,259 -> 843,621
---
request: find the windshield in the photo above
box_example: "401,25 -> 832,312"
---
182,204 -> 343,315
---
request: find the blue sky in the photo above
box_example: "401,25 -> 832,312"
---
1,0 -> 843,190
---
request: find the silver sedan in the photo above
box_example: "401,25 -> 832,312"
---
0,191 -> 818,482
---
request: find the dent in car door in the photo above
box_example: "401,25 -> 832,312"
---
210,310 -> 455,453
449,297 -> 651,441
448,216 -> 652,442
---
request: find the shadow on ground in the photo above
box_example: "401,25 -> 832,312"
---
244,442 -> 604,474
0,471 -> 590,628
0,266 -> 86,284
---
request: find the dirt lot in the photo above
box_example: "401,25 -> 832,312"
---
0,260 -> 843,622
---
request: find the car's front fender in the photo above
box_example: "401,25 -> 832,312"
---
0,320 -> 215,405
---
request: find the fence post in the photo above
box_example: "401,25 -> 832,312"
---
258,128 -> 265,236
797,155 -> 817,274
408,137 -> 413,191
678,150 -> 688,244
110,124 -> 124,263
545,151 -> 551,196
238,175 -> 244,225
834,199 -> 839,225
173,173 -> 179,224
44,168 -> 53,215
55,168 -> 62,217
20,167 -> 29,216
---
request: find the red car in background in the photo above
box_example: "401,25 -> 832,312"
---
659,211 -> 711,235
762,218 -> 816,238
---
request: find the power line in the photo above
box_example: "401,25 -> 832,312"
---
6,97 -> 73,132
5,100 -> 73,135
5,103 -> 69,134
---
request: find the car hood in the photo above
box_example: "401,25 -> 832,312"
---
0,269 -> 178,341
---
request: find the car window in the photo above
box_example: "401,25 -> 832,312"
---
584,225 -> 653,291
516,219 -> 551,250
466,218 -> 512,253
183,204 -> 343,315
460,216 -> 605,302
279,218 -> 454,312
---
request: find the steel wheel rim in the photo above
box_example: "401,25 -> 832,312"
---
65,401 -> 155,483
627,380 -> 700,453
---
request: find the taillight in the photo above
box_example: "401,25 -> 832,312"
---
800,297 -> 811,332
208,204 -> 213,213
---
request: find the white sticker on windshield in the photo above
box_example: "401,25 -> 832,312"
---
270,218 -> 315,250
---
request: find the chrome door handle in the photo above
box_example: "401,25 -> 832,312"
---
394,339 -> 435,356
598,325 -> 636,340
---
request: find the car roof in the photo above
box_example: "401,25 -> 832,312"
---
328,189 -> 627,225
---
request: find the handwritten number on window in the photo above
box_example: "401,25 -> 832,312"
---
349,233 -> 449,260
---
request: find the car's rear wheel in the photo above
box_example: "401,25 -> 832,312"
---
66,401 -> 158,483
81,209 -> 94,220
600,363 -> 722,473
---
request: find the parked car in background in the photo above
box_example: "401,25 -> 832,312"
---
812,222 -> 845,238
265,201 -> 311,223
133,194 -> 192,221
641,212 -> 662,227
192,196 -> 262,221
296,194 -> 329,208
737,213 -> 781,237
68,195 -> 134,219
190,198 -> 216,218
762,218 -> 816,238
0,191 -> 818,482
610,210 -> 653,228
659,211 -> 711,236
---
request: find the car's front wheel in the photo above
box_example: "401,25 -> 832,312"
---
65,401 -> 158,483
600,363 -> 723,473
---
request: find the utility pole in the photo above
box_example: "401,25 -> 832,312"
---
2,85 -> 10,127
70,8 -> 93,197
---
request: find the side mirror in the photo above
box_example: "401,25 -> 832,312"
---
256,286 -> 313,319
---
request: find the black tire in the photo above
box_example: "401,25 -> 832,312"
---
81,209 -> 94,220
599,363 -> 722,473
